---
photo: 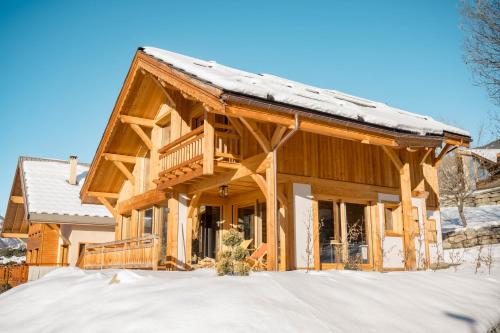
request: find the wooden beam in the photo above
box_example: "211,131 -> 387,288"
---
145,72 -> 177,108
47,224 -> 72,245
129,123 -> 153,150
382,146 -> 404,172
434,143 -> 452,167
250,174 -> 268,200
239,117 -> 271,153
250,173 -> 287,207
120,115 -> 155,128
87,191 -> 120,199
419,148 -> 433,166
187,153 -> 269,194
116,189 -> 169,215
227,116 -> 244,137
103,153 -> 137,164
271,125 -> 287,148
112,160 -> 135,185
10,195 -> 24,204
225,103 -> 399,147
97,197 -> 116,217
187,192 -> 201,219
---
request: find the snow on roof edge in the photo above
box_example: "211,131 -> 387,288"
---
140,46 -> 470,138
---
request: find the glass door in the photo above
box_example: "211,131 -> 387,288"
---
345,203 -> 369,264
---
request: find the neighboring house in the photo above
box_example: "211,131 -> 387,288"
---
1,156 -> 115,281
459,146 -> 500,190
78,47 -> 471,272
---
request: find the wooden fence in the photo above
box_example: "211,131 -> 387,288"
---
0,264 -> 28,287
79,235 -> 160,270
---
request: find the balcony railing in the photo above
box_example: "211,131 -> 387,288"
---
79,235 -> 160,270
158,126 -> 205,178
157,123 -> 240,183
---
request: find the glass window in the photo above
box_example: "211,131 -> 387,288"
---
346,203 -> 368,264
237,206 -> 255,241
143,208 -> 153,235
318,201 -> 342,264
160,207 -> 169,258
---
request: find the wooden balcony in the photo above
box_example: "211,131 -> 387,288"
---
156,123 -> 240,188
78,235 -> 160,270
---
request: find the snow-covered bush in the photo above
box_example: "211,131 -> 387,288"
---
216,229 -> 250,276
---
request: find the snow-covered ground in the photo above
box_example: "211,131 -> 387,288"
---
0,246 -> 499,333
441,205 -> 500,233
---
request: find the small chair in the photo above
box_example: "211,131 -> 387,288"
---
246,243 -> 268,270
239,239 -> 253,251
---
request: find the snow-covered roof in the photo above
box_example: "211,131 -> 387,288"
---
142,47 -> 470,138
463,148 -> 500,164
20,157 -> 113,224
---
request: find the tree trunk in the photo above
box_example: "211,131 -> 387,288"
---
457,199 -> 467,227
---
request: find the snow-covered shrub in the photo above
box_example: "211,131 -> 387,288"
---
216,229 -> 250,276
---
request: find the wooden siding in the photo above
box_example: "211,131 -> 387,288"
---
27,223 -> 60,265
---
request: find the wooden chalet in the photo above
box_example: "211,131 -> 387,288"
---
1,156 -> 115,280
79,47 -> 471,272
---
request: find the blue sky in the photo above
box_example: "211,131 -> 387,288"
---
0,0 -> 498,215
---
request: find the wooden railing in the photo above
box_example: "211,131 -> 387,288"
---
159,126 -> 205,177
158,123 -> 241,179
214,123 -> 240,163
0,264 -> 28,287
80,235 -> 160,270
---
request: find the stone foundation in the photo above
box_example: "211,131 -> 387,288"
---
443,225 -> 500,249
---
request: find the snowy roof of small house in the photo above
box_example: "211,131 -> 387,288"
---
463,148 -> 500,164
19,157 -> 114,225
141,47 -> 470,138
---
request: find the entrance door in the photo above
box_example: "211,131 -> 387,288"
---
196,206 -> 221,259
237,205 -> 255,243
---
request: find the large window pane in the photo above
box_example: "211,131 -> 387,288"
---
319,201 -> 342,264
143,208 -> 153,235
237,206 -> 255,241
346,203 -> 368,264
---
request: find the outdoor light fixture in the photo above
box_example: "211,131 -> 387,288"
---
219,185 -> 229,198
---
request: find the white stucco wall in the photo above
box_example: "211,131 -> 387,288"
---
60,224 -> 115,266
293,183 -> 313,269
428,210 -> 444,264
177,193 -> 188,265
378,193 -> 405,269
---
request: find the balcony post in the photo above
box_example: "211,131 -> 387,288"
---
203,111 -> 215,175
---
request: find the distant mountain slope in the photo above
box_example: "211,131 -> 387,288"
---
0,216 -> 22,249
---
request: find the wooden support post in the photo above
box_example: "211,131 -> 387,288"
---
166,193 -> 179,269
400,161 -> 417,270
266,152 -> 278,271
203,111 -> 215,175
